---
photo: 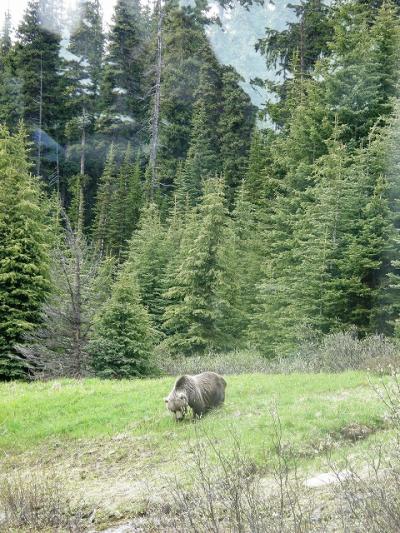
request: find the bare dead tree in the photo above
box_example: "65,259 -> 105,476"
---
19,210 -> 114,378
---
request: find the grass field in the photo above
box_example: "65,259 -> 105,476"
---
0,372 -> 394,529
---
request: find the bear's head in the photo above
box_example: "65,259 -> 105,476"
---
165,390 -> 188,421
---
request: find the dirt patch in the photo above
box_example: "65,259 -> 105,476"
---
339,423 -> 374,442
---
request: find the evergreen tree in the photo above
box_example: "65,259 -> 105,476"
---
15,0 -> 66,177
184,45 -> 223,200
97,0 -> 147,146
232,184 -> 264,338
257,0 -> 331,79
162,178 -> 239,354
256,0 -> 331,126
125,203 -> 168,328
0,11 -> 24,130
64,0 -> 104,182
0,126 -> 51,380
219,66 -> 255,206
109,144 -> 143,257
0,10 -> 12,62
92,144 -> 117,255
157,0 -> 212,187
323,0 -> 400,146
89,271 -> 155,378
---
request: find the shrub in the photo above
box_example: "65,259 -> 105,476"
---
148,416 -> 314,533
0,471 -> 82,531
156,331 -> 400,376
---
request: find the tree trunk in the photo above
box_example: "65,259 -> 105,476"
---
149,0 -> 164,199
36,54 -> 43,177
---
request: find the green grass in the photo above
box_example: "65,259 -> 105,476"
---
0,371 -> 393,525
0,372 -> 388,458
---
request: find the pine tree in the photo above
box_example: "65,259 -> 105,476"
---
0,10 -> 12,62
219,66 -> 255,206
97,0 -> 147,146
124,149 -> 144,244
323,0 -> 400,146
232,184 -> 264,338
0,126 -> 51,380
109,144 -> 143,257
157,0 -> 212,188
0,11 -> 24,131
92,144 -> 117,255
162,178 -> 239,354
15,0 -> 66,177
257,0 -> 331,80
89,271 -> 155,378
184,44 -> 223,200
256,0 -> 331,127
64,0 -> 104,180
125,203 -> 168,328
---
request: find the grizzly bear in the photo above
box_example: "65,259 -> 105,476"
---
165,371 -> 227,421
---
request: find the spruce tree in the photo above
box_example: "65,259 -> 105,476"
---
109,144 -> 143,257
0,10 -> 12,62
184,45 -> 223,201
92,144 -> 117,255
162,178 -> 239,355
157,0 -> 212,187
125,203 -> 168,328
256,0 -> 331,127
64,0 -> 104,182
15,0 -> 66,177
97,0 -> 147,146
0,126 -> 51,380
219,66 -> 255,206
89,271 -> 155,378
323,0 -> 400,146
0,12 -> 24,130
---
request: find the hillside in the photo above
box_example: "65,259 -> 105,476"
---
0,372 -> 394,530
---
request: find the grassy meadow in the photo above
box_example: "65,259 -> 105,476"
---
0,371 -> 396,530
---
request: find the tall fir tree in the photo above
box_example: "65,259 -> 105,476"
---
0,11 -> 24,130
64,0 -> 104,192
162,178 -> 239,354
184,44 -> 223,201
125,203 -> 168,328
92,143 -> 117,255
97,0 -> 147,147
219,66 -> 255,206
109,144 -> 143,257
0,126 -> 51,379
322,0 -> 400,146
256,0 -> 331,127
0,10 -> 12,62
157,0 -> 212,188
15,0 -> 66,178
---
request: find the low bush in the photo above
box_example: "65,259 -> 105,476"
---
0,471 -> 83,532
156,330 -> 400,376
154,348 -> 272,376
146,411 -> 314,533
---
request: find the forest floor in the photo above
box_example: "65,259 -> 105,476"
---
0,372 -> 396,531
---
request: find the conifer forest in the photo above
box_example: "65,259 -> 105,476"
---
1,0 -> 400,381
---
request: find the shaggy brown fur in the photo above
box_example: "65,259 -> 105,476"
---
165,371 -> 227,421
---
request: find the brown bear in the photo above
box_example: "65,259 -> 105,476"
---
165,371 -> 227,421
